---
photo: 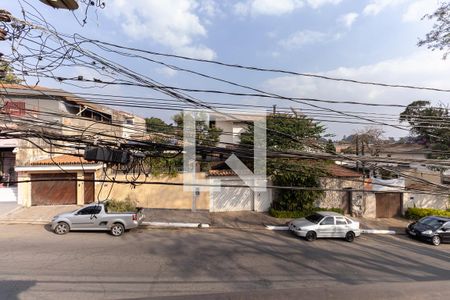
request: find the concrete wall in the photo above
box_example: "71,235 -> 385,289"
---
403,192 -> 449,212
96,173 -> 210,210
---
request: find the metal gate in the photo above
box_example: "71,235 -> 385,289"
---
376,193 -> 402,218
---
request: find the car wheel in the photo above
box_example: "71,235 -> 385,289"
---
110,223 -> 125,237
54,222 -> 70,235
305,231 -> 316,242
345,231 -> 355,242
431,235 -> 441,246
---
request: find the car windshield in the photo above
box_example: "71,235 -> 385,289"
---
418,217 -> 445,230
305,213 -> 324,224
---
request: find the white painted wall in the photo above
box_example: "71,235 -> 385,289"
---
403,192 -> 449,212
209,177 -> 273,212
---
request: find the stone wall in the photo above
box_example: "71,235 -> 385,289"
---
317,177 -> 363,207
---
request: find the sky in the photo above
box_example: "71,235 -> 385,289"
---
2,0 -> 450,140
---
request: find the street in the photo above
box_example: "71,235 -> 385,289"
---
0,225 -> 449,299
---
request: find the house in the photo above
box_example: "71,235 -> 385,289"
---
0,84 -> 145,205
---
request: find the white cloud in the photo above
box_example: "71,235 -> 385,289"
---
155,67 -> 178,77
198,0 -> 220,17
402,0 -> 440,22
306,0 -> 342,9
337,12 -> 358,28
234,0 -> 303,16
106,0 -> 216,59
279,30 -> 328,49
175,45 -> 217,60
263,50 -> 450,137
233,0 -> 343,16
363,0 -> 406,16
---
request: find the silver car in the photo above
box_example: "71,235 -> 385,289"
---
51,202 -> 145,236
288,211 -> 361,242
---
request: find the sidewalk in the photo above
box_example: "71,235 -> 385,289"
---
0,205 -> 79,224
144,209 -> 289,229
0,205 -> 412,233
0,202 -> 20,218
354,217 -> 410,235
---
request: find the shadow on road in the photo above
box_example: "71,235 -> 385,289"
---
0,280 -> 36,300
144,228 -> 450,290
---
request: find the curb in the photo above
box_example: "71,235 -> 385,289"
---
265,225 -> 289,231
0,220 -> 49,225
142,221 -> 210,228
361,229 -> 397,235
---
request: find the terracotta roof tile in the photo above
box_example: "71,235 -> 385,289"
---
31,155 -> 98,166
208,163 -> 361,178
208,169 -> 237,176
327,164 -> 362,178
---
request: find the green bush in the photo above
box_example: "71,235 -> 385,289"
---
104,198 -> 137,213
405,207 -> 450,220
269,207 -> 344,219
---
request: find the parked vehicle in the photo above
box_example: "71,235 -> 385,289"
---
288,211 -> 361,242
51,202 -> 145,236
406,216 -> 450,246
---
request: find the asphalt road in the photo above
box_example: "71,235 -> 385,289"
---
0,224 -> 448,300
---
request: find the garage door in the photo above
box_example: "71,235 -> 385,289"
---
31,173 -> 77,205
376,193 -> 402,218
212,180 -> 253,212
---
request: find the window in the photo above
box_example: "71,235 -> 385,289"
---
78,206 -> 101,215
305,213 -> 324,224
320,217 -> 334,225
92,206 -> 102,214
345,218 -> 353,224
336,217 -> 347,225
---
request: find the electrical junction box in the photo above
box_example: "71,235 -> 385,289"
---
84,147 -> 129,164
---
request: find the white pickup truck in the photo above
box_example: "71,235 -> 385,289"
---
51,202 -> 145,236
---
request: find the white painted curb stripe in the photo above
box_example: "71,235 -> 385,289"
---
361,229 -> 396,235
265,225 -> 289,231
142,221 -> 210,228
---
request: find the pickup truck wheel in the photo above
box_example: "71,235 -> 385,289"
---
54,222 -> 69,235
111,223 -> 125,237
345,231 -> 355,242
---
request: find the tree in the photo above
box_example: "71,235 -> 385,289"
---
400,100 -> 450,159
172,112 -> 222,147
325,139 -> 336,154
0,60 -> 21,84
240,113 -> 326,211
418,2 -> 450,59
145,117 -> 173,134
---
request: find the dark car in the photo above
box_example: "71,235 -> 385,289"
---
406,216 -> 450,246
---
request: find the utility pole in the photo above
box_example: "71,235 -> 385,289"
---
356,135 -> 359,172
272,104 -> 277,114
